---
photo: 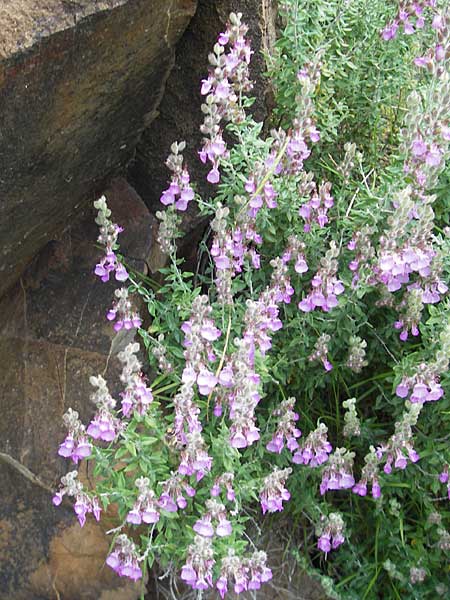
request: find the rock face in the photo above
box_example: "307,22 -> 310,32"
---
0,180 -> 154,599
0,0 -> 197,297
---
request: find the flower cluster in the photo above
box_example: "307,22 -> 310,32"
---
316,512 -> 346,555
181,535 -> 215,590
194,499 -> 232,537
87,375 -> 121,442
200,12 -> 253,183
260,467 -> 292,514
376,403 -> 422,473
211,472 -> 235,501
118,342 -> 153,417
381,1 -> 436,40
93,196 -> 128,283
396,362 -> 444,404
298,242 -> 344,312
292,423 -> 332,466
52,470 -> 101,527
439,464 -> 450,498
309,333 -> 333,371
320,448 -> 355,495
299,181 -> 334,231
126,477 -> 160,524
106,534 -> 142,581
352,446 -> 381,498
160,141 -> 195,211
58,408 -> 92,463
106,287 -> 142,332
266,397 -> 302,454
216,550 -> 272,598
342,398 -> 361,438
159,473 -> 196,511
346,336 -> 368,373
347,225 -> 375,286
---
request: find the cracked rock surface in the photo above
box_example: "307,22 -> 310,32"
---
0,0 -> 196,297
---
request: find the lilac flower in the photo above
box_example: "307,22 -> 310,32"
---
53,471 -> 101,527
299,242 -> 344,313
299,181 -> 334,231
178,431 -> 212,481
292,423 -> 332,466
158,473 -> 197,514
316,513 -> 346,556
199,12 -> 253,183
353,446 -> 382,499
106,534 -> 142,581
106,288 -> 142,332
320,448 -> 355,495
266,397 -> 301,455
309,333 -> 333,372
210,472 -> 235,502
159,141 -> 195,211
126,477 -> 160,525
58,408 -> 92,464
376,403 -> 422,474
87,374 -> 121,442
93,197 -> 129,283
180,536 -> 215,591
118,343 -> 153,417
260,467 -> 292,514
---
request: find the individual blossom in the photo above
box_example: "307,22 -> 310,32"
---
93,196 -> 128,283
342,398 -> 361,438
316,512 -> 346,555
292,422 -> 332,466
106,287 -> 142,332
346,336 -> 368,373
180,535 -> 215,591
118,342 -> 153,417
260,467 -> 292,514
438,464 -> 450,499
308,333 -> 333,372
126,477 -> 160,525
298,242 -> 344,312
86,375 -> 121,442
266,397 -> 302,454
58,408 -> 92,463
52,470 -> 101,527
320,448 -> 355,495
353,446 -> 381,498
106,534 -> 142,581
160,141 -> 195,211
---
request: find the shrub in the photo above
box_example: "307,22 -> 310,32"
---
54,3 -> 450,598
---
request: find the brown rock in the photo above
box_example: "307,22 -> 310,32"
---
0,0 -> 197,297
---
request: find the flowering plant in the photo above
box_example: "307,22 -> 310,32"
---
54,3 -> 450,598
